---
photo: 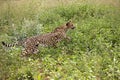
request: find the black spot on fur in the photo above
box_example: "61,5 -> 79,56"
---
1,41 -> 5,45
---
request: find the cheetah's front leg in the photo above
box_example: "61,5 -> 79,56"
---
63,33 -> 71,42
65,36 -> 71,42
21,48 -> 32,56
21,45 -> 39,56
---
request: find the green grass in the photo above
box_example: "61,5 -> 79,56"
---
0,0 -> 120,80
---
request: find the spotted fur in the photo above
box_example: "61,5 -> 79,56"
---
2,21 -> 75,56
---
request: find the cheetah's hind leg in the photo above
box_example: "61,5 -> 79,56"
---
20,49 -> 39,57
20,45 -> 39,57
33,48 -> 39,54
33,44 -> 40,54
21,49 -> 29,57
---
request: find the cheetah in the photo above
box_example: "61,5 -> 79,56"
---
2,21 -> 75,56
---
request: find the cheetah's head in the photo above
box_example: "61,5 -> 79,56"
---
66,21 -> 75,29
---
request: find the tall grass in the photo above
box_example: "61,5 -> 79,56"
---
0,0 -> 120,80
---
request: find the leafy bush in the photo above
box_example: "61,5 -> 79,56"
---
0,0 -> 120,80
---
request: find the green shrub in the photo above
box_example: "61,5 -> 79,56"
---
0,1 -> 120,80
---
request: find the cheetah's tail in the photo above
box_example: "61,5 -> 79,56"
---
1,41 -> 17,47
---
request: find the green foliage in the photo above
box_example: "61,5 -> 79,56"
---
0,0 -> 120,80
14,71 -> 34,80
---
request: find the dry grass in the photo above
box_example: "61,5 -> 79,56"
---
0,0 -> 119,9
0,0 -> 119,19
0,0 -> 119,18
86,0 -> 120,7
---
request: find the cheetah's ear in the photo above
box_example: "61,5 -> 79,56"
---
66,21 -> 71,26
66,22 -> 69,26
